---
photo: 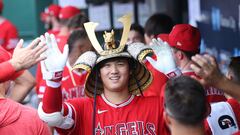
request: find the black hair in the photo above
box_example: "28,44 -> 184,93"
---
144,13 -> 174,37
165,76 -> 207,126
183,50 -> 199,59
67,13 -> 89,29
97,57 -> 132,70
228,56 -> 240,83
67,29 -> 89,53
130,23 -> 144,37
59,18 -> 70,26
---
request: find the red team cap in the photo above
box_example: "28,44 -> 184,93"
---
0,46 -> 23,80
46,4 -> 61,18
59,6 -> 80,19
162,24 -> 201,52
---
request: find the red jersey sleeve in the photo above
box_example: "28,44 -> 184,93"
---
204,119 -> 213,135
204,99 -> 240,135
56,98 -> 93,135
42,86 -> 62,113
35,63 -> 43,93
233,131 -> 240,135
0,61 -> 16,82
0,46 -> 23,81
227,99 -> 240,128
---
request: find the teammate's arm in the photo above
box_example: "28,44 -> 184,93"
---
190,54 -> 240,101
8,70 -> 36,102
0,38 -> 47,82
0,61 -> 17,82
37,33 -> 76,130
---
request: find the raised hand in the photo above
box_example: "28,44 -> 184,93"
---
40,33 -> 69,80
146,38 -> 181,78
10,38 -> 47,71
190,54 -> 223,87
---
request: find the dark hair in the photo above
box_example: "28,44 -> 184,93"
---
164,76 -> 207,126
130,23 -> 144,37
67,29 -> 89,53
96,56 -> 138,78
97,57 -> 132,69
173,47 -> 199,60
144,13 -> 174,37
228,56 -> 240,83
59,18 -> 70,26
67,13 -> 89,29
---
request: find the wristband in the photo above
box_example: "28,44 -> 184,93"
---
166,68 -> 182,78
43,71 -> 63,80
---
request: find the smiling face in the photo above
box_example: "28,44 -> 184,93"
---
99,58 -> 130,93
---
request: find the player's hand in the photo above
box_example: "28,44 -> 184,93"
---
40,33 -> 69,80
190,54 -> 224,87
10,38 -> 47,71
146,38 -> 181,78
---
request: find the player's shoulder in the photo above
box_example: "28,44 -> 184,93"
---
66,97 -> 93,107
65,97 -> 93,114
17,101 -> 40,119
139,95 -> 160,99
135,96 -> 164,113
136,95 -> 161,104
2,20 -> 17,29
